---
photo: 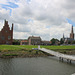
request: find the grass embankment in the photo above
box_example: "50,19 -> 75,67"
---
41,45 -> 75,54
0,45 -> 75,58
0,45 -> 48,58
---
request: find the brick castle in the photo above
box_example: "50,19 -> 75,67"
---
0,20 -> 13,45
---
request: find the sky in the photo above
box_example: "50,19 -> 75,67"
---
0,0 -> 75,40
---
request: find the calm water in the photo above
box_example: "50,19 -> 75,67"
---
0,57 -> 75,75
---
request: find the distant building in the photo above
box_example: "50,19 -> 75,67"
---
28,36 -> 42,45
0,20 -> 13,45
70,25 -> 74,40
42,41 -> 51,45
20,36 -> 51,45
62,25 -> 74,44
20,40 -> 28,45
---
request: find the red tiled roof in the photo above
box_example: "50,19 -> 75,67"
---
21,40 -> 28,42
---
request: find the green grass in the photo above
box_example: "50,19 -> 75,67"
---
0,45 -> 75,56
0,45 -> 75,52
41,45 -> 75,50
0,45 -> 38,51
19,45 -> 38,49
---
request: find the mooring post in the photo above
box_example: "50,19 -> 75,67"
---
59,57 -> 61,60
67,59 -> 69,63
59,57 -> 63,62
69,60 -> 71,64
67,59 -> 71,64
61,58 -> 63,62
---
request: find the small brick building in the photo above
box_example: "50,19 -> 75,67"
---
0,20 -> 13,45
20,40 -> 28,45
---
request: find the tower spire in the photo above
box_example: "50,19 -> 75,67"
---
70,25 -> 74,39
63,33 -> 64,39
4,19 -> 8,26
4,19 -> 6,25
71,25 -> 73,33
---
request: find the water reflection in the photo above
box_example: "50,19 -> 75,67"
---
0,57 -> 75,75
0,59 -> 14,75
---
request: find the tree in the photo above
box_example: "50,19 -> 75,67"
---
50,38 -> 59,45
13,39 -> 20,45
72,41 -> 75,44
60,38 -> 64,44
68,41 -> 71,44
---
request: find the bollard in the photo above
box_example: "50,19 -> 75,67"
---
61,58 -> 63,62
69,60 -> 71,64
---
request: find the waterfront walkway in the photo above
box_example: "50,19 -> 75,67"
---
38,47 -> 75,62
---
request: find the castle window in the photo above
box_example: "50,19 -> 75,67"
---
6,31 -> 7,32
1,36 -> 5,40
8,36 -> 11,40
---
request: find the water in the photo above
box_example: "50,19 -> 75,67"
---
0,57 -> 75,75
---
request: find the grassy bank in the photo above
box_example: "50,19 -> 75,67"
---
0,45 -> 75,58
1,45 -> 75,51
0,45 -> 49,58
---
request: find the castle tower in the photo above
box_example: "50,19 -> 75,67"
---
70,25 -> 74,40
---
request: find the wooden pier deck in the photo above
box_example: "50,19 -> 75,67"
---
39,47 -> 75,63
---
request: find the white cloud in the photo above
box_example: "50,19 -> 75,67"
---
0,0 -> 75,40
0,8 -> 10,20
0,20 -> 4,30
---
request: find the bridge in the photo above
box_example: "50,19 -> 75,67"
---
38,46 -> 75,63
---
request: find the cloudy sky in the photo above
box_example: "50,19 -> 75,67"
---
0,0 -> 75,40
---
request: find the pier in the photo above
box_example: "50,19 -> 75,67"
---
38,46 -> 75,63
